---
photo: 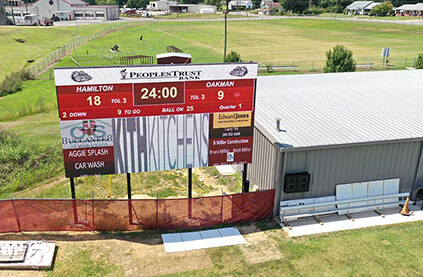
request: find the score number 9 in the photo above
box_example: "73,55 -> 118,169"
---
218,90 -> 224,100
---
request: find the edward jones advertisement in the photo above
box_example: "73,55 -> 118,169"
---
54,63 -> 257,177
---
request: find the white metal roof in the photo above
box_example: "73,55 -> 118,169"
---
346,1 -> 373,10
396,3 -> 423,11
255,70 -> 423,151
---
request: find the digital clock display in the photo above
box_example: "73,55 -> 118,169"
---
133,82 -> 185,105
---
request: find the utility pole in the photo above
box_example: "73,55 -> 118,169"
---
224,0 -> 229,62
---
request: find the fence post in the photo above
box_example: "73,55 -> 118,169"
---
10,192 -> 22,232
405,58 -> 408,67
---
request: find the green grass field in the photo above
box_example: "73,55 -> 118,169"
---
1,18 -> 423,197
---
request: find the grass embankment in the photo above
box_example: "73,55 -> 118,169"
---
0,24 -> 115,81
0,129 -> 62,197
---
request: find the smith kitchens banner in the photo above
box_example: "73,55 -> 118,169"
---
54,63 -> 257,177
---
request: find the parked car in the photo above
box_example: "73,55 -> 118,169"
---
40,17 -> 54,26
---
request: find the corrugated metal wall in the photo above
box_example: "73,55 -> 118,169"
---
247,127 -> 278,190
281,140 -> 423,200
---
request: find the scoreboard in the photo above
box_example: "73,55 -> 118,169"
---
54,63 -> 257,177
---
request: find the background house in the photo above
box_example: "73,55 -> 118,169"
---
345,1 -> 373,15
4,0 -> 119,21
228,0 -> 253,10
396,3 -> 423,16
147,0 -> 216,13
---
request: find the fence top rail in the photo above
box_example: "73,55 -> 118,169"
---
280,192 -> 409,212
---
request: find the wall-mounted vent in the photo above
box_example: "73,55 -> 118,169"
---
284,172 -> 311,193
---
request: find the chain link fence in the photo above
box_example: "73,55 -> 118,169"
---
27,21 -> 145,78
258,56 -> 420,73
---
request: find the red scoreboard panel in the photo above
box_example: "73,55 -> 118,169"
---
54,63 -> 257,177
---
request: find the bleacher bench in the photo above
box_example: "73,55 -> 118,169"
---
280,193 -> 409,227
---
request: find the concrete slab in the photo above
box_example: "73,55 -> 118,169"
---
215,165 -> 236,175
162,227 -> 245,253
218,227 -> 247,246
284,205 -> 423,237
161,233 -> 183,253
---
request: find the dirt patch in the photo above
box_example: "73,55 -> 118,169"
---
104,239 -> 212,276
239,224 -> 283,264
0,232 -> 213,276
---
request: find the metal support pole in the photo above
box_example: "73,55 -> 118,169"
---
70,177 -> 78,223
223,0 -> 229,62
188,168 -> 192,198
70,177 -> 76,199
127,173 -> 133,224
127,173 -> 132,199
242,163 -> 249,193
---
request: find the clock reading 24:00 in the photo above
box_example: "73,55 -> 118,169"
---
133,82 -> 185,105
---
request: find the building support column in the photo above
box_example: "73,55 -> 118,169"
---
272,150 -> 287,218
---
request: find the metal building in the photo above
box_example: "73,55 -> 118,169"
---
248,70 -> 423,216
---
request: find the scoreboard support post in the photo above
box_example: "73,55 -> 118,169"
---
70,177 -> 76,199
242,164 -> 249,193
127,173 -> 132,200
127,173 -> 133,224
188,168 -> 193,199
69,177 -> 78,223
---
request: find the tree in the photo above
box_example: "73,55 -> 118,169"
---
415,54 -> 423,69
224,51 -> 242,63
126,0 -> 148,8
370,1 -> 394,16
323,45 -> 356,73
279,0 -> 308,13
96,0 -> 118,5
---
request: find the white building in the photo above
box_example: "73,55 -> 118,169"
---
5,0 -> 119,21
147,0 -> 216,13
228,0 -> 253,10
147,0 -> 177,11
396,3 -> 423,17
345,1 -> 374,15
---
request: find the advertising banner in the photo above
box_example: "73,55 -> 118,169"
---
55,63 -> 257,177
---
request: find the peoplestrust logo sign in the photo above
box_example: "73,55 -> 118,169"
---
120,69 -> 202,80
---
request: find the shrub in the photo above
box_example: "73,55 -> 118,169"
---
324,45 -> 356,73
0,69 -> 33,97
224,51 -> 242,63
415,53 -> 423,69
370,1 -> 394,17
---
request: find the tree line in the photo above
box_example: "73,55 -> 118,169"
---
278,0 -> 421,14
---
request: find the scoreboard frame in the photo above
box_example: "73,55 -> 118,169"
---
54,63 -> 258,178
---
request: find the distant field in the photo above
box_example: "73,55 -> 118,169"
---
56,19 -> 423,69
